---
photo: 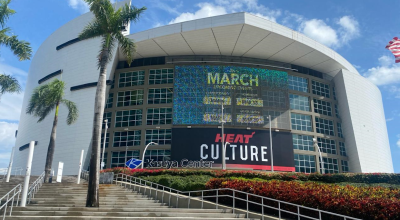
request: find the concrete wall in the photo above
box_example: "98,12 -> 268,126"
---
333,69 -> 393,173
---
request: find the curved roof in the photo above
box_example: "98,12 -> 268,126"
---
125,12 -> 358,76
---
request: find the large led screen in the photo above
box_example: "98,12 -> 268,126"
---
173,65 -> 288,126
171,128 -> 295,171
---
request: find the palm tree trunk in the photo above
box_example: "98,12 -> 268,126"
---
44,103 -> 59,183
86,49 -> 109,207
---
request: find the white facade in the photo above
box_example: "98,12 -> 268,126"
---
11,3 -> 393,175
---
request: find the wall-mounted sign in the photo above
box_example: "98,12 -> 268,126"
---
145,159 -> 214,169
171,128 -> 295,171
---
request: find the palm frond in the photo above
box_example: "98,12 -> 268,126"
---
0,73 -> 21,94
78,20 -> 103,40
84,0 -> 114,25
26,79 -> 66,123
0,33 -> 32,61
0,0 -> 15,28
61,99 -> 79,125
119,4 -> 146,26
113,31 -> 135,65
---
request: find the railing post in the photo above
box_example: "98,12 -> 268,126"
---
319,210 -> 321,220
176,191 -> 179,208
262,198 -> 264,220
233,191 -> 235,214
188,192 -> 190,209
216,190 -> 218,209
162,186 -> 164,204
201,191 -> 204,209
246,194 -> 249,218
169,188 -> 171,207
297,206 -> 300,220
279,202 -> 281,219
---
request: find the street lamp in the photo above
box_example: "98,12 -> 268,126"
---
220,103 -> 226,170
223,142 -> 230,170
313,138 -> 325,174
101,119 -> 108,170
141,142 -> 158,169
268,115 -> 274,172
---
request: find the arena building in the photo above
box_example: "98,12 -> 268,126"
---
11,0 -> 394,175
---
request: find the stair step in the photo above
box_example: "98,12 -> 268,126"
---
7,217 -> 251,220
13,207 -> 233,213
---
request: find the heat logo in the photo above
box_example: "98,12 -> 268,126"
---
215,132 -> 255,144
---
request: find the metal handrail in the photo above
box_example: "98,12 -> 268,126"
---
13,167 -> 23,176
114,172 -> 362,220
0,184 -> 21,220
27,172 -> 45,204
81,170 -> 89,181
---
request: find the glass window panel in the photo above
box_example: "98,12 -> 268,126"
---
312,80 -> 330,98
115,109 -> 142,127
315,117 -> 335,136
148,88 -> 173,104
288,75 -> 308,93
339,142 -> 347,156
117,90 -> 144,107
147,108 -> 173,125
294,154 -> 316,173
341,160 -> 349,172
111,150 -> 140,168
317,137 -> 336,154
313,99 -> 332,116
149,68 -> 174,84
118,70 -> 145,87
113,130 -> 141,147
320,157 -> 339,173
290,94 -> 310,111
145,129 -> 172,145
291,113 -> 312,131
292,134 -> 314,151
337,122 -> 344,138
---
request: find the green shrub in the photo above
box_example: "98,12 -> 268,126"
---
140,174 -> 213,191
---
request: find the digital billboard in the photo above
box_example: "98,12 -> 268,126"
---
173,65 -> 288,126
171,128 -> 295,171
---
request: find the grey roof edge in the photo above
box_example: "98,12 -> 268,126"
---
126,12 -> 359,75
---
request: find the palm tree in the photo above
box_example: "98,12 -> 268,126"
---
26,79 -> 78,183
0,73 -> 21,102
0,0 -> 32,61
79,0 -> 145,207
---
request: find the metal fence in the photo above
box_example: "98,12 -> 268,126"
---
27,172 -> 45,204
114,172 -> 362,220
0,184 -> 21,220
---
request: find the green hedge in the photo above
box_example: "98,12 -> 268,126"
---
140,174 -> 213,191
105,167 -> 400,185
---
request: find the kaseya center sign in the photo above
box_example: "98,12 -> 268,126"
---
171,128 -> 295,171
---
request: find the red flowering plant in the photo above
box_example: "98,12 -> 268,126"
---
206,178 -> 400,220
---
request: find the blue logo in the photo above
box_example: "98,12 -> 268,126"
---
125,158 -> 142,169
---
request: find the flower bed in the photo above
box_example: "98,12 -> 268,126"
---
206,178 -> 400,220
104,167 -> 400,185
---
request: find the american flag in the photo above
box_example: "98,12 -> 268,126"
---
386,37 -> 400,63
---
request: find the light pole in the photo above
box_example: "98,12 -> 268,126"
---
221,103 -> 226,170
223,142 -> 230,170
5,146 -> 15,182
141,142 -> 158,169
101,119 -> 108,170
268,115 -> 274,172
313,138 -> 325,174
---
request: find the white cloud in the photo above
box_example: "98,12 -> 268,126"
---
397,134 -> 400,148
68,0 -> 115,13
386,117 -> 394,122
337,16 -> 360,45
169,3 -> 227,24
0,121 -> 18,168
364,55 -> 400,86
300,19 -> 339,48
388,86 -> 400,98
168,0 -> 281,24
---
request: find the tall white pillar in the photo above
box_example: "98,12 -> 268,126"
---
77,150 -> 84,184
5,146 -> 15,182
21,141 -> 35,207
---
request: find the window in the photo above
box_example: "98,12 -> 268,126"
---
313,99 -> 332,116
294,154 -> 316,173
115,109 -> 142,127
149,68 -> 174,84
291,113 -> 312,131
315,117 -> 335,136
337,122 -> 344,138
320,157 -> 339,174
100,133 -> 109,148
100,152 -> 107,168
148,88 -> 173,104
113,131 -> 141,147
261,90 -> 288,109
144,149 -> 171,166
290,94 -> 310,111
103,112 -> 112,129
146,129 -> 172,145
312,80 -> 330,98
335,104 -> 340,119
288,75 -> 308,93
339,142 -> 347,156
117,90 -> 144,107
341,160 -> 349,172
147,108 -> 172,125
332,87 -> 337,100
119,70 -> 145,87
111,150 -> 139,168
106,93 -> 113,109
317,137 -> 336,154
292,134 -> 314,151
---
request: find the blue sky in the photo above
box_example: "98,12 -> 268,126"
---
1,0 -> 400,172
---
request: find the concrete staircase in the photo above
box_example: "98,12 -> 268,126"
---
8,182 -> 251,219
